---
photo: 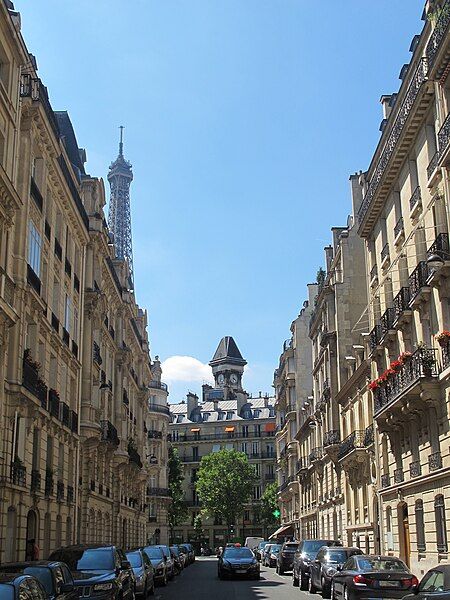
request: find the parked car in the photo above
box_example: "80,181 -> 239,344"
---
331,555 -> 418,600
308,547 -> 362,597
293,539 -> 341,589
154,546 -> 174,580
0,574 -> 47,600
169,547 -> 184,574
255,541 -> 270,562
142,546 -> 168,586
403,565 -> 450,600
178,545 -> 190,566
265,543 -> 282,567
182,543 -> 195,564
126,549 -> 155,597
0,561 -> 77,600
48,544 -> 135,600
276,541 -> 300,575
217,546 -> 260,580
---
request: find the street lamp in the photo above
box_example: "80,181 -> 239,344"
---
427,252 -> 449,270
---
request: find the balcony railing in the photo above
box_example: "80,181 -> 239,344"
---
394,468 -> 404,484
429,451 -> 443,471
30,177 -> 43,211
394,217 -> 404,239
278,476 -> 294,493
61,402 -> 70,427
370,264 -> 378,282
309,447 -> 323,463
374,348 -> 439,416
394,287 -> 411,322
409,261 -> 429,301
426,0 -> 450,69
438,112 -> 450,160
381,242 -> 390,264
70,410 -> 78,433
427,150 -> 440,180
409,185 -> 422,211
338,431 -> 366,460
128,447 -> 143,469
31,469 -> 41,493
323,430 -> 340,447
410,460 -> 422,478
147,487 -> 171,497
364,424 -> 374,447
148,403 -> 170,416
357,59 -> 428,226
148,381 -> 168,392
11,462 -> 26,486
147,429 -> 163,439
283,338 -> 293,352
427,232 -> 449,262
369,324 -> 383,352
27,264 -> 41,295
381,474 -> 391,488
100,420 -> 119,445
380,308 -> 396,339
19,76 -> 60,139
48,389 -> 60,418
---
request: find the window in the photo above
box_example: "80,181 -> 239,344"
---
217,412 -> 224,420
243,409 -> 253,419
254,410 -> 261,418
242,425 -> 249,437
253,463 -> 260,476
212,444 -> 220,453
73,307 -> 78,342
419,570 -> 447,593
415,499 -> 426,552
435,495 -> 448,553
226,411 -> 234,420
269,406 -> 275,417
203,413 -> 210,422
253,486 -> 261,500
27,221 -> 42,276
64,295 -> 72,332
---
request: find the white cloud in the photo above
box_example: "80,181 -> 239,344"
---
161,355 -> 213,385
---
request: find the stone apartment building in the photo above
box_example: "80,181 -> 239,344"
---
0,1 -> 169,561
274,285 -> 316,540
169,337 -> 277,546
356,1 -> 450,575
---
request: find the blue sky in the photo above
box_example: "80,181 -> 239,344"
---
18,0 -> 424,401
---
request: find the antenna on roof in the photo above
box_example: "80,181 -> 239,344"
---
119,125 -> 124,156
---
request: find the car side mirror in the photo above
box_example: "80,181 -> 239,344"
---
60,583 -> 74,593
121,560 -> 131,570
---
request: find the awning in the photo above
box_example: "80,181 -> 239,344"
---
191,428 -> 200,432
265,422 -> 276,432
269,524 -> 294,539
224,426 -> 235,432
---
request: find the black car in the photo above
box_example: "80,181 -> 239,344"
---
184,544 -> 195,563
403,565 -> 450,600
48,545 -> 135,600
331,555 -> 418,600
0,574 -> 48,600
308,547 -> 362,597
217,547 -> 260,580
178,545 -> 190,566
293,539 -> 341,589
142,546 -> 168,586
0,561 -> 77,600
276,542 -> 299,575
126,550 -> 154,598
154,546 -> 174,580
169,547 -> 183,575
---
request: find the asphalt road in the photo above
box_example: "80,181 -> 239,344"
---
157,557 -> 310,600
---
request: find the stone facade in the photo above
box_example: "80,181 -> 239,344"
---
0,2 -> 168,562
169,337 -> 277,546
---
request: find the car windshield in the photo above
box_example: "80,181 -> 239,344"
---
258,542 -> 269,549
271,545 -> 282,553
303,541 -> 333,554
283,544 -> 299,552
50,548 -> 114,571
126,552 -> 142,568
356,558 -> 407,571
223,548 -> 253,559
0,585 -> 14,600
170,547 -> 179,556
143,547 -> 163,560
158,547 -> 170,558
326,550 -> 354,564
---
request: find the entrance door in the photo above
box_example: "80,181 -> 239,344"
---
398,503 -> 411,567
25,510 -> 38,560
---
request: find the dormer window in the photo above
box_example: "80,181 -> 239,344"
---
218,412 -> 225,420
269,407 -> 275,417
203,413 -> 210,422
254,409 -> 261,418
176,414 -> 184,423
226,411 -> 234,420
243,409 -> 253,419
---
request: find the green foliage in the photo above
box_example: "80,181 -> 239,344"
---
260,482 -> 280,525
168,447 -> 188,529
195,449 -> 258,527
193,514 -> 204,540
316,267 -> 326,287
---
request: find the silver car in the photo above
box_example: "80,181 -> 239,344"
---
126,550 -> 155,597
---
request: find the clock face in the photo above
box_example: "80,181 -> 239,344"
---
230,373 -> 238,384
218,374 -> 225,385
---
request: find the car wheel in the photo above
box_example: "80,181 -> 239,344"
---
292,571 -> 299,587
300,571 -> 309,591
309,574 -> 317,594
321,578 -> 331,599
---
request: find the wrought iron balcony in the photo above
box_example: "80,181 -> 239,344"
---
381,242 -> 390,264
296,457 -> 309,473
147,429 -> 163,439
409,186 -> 422,212
27,264 -> 41,295
56,480 -> 65,501
394,217 -> 404,240
370,264 -> 378,282
369,324 -> 383,352
394,468 -> 404,484
410,460 -> 421,478
438,113 -> 450,164
147,487 -> 171,497
100,420 -> 119,445
309,447 -> 323,463
278,476 -> 294,493
394,287 -> 411,322
429,451 -> 443,471
363,424 -> 374,447
323,430 -> 340,447
380,308 -> 396,339
338,431 -> 366,460
427,232 -> 449,262
283,338 -> 293,352
48,389 -> 60,418
61,402 -> 70,427
11,462 -> 26,486
93,341 -> 102,365
381,474 -> 391,488
409,261 -> 430,302
148,381 -> 168,392
357,59 -> 429,228
128,447 -> 143,469
427,150 -> 440,180
373,348 -> 439,417
148,403 -> 171,416
19,76 -> 60,139
426,0 -> 450,69
31,469 -> 41,493
70,410 -> 78,433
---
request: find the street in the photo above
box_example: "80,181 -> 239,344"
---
158,557 -> 307,600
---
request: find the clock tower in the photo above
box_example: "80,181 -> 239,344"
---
209,336 -> 246,391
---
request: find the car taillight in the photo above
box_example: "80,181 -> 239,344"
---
401,576 -> 419,588
353,575 -> 373,586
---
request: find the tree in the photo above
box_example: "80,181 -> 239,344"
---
167,447 -> 187,540
195,449 -> 257,538
193,514 -> 204,541
260,482 -> 280,536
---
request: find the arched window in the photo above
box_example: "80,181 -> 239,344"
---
415,499 -> 426,552
435,495 -> 448,553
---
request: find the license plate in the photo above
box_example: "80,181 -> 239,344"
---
380,580 -> 400,588
236,569 -> 246,573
